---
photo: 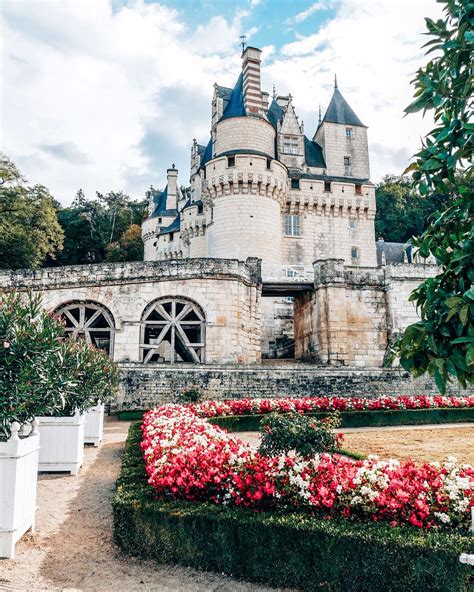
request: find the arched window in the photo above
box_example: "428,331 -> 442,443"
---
55,302 -> 115,356
140,298 -> 205,364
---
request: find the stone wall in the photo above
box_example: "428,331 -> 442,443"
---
214,116 -> 275,157
114,362 -> 468,411
315,122 -> 370,179
0,258 -> 263,365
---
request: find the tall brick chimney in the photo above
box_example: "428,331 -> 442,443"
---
166,164 -> 178,211
242,46 -> 263,116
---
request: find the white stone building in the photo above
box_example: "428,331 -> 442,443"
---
142,46 -> 377,355
3,46 -> 460,406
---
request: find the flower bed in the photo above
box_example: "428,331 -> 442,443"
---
114,423 -> 473,592
192,394 -> 474,418
142,403 -> 474,530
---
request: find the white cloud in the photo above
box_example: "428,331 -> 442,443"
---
1,0 -> 444,205
1,0 -> 242,203
265,0 -> 443,182
287,1 -> 333,25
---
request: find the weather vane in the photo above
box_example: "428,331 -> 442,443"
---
239,34 -> 247,53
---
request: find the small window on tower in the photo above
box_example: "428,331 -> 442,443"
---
349,218 -> 357,230
227,156 -> 235,167
351,246 -> 359,259
344,157 -> 351,175
169,233 -> 174,242
266,158 -> 272,170
158,217 -> 162,223
355,184 -> 362,195
284,214 -> 301,236
324,181 -> 331,193
291,178 -> 300,190
346,128 -> 353,139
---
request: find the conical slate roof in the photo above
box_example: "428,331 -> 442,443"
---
323,87 -> 366,127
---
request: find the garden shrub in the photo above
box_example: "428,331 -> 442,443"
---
113,423 -> 473,592
259,411 -> 343,457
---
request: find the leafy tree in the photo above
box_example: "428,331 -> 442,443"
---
0,154 -> 64,269
54,191 -> 147,266
375,175 -> 450,243
391,0 -> 473,393
105,224 -> 144,262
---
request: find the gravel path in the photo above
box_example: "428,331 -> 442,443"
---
0,419 -> 279,592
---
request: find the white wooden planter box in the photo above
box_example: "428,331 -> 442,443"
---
84,403 -> 104,447
0,422 -> 40,559
37,412 -> 85,475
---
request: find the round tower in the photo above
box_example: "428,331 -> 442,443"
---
204,47 -> 286,270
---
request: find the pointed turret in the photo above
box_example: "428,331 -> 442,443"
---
322,85 -> 366,128
314,81 -> 370,179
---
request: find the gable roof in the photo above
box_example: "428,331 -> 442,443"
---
304,136 -> 326,168
323,88 -> 366,127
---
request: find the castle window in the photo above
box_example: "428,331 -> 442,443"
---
202,167 -> 206,179
351,246 -> 359,260
54,302 -> 115,357
169,233 -> 174,242
266,158 -> 271,170
283,137 -> 298,155
227,156 -> 235,167
158,217 -> 162,223
197,202 -> 204,214
291,178 -> 300,190
140,297 -> 205,364
344,157 -> 351,176
355,184 -> 362,195
324,181 -> 331,192
346,128 -> 353,139
284,214 -> 301,237
349,218 -> 357,230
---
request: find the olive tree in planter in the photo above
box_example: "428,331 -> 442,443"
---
0,293 -> 69,558
37,338 -> 121,474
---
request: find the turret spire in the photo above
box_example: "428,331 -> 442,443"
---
334,74 -> 338,90
318,105 -> 322,124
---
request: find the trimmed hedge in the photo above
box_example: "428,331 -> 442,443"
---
116,406 -> 474,428
113,423 -> 473,592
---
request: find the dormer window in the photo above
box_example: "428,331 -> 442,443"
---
346,128 -> 353,139
227,156 -> 235,167
283,137 -> 298,155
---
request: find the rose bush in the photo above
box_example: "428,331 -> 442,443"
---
141,403 -> 474,530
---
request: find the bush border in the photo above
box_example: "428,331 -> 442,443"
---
113,423 -> 473,592
116,406 -> 474,429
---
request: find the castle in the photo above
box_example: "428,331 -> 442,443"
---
1,46 -> 452,407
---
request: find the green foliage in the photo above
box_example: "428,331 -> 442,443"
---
54,190 -> 148,266
0,291 -> 121,438
113,423 -> 472,592
259,412 -> 343,458
175,387 -> 202,404
0,292 -> 70,439
375,175 -> 450,243
0,154 -> 64,269
58,337 -> 121,416
392,0 -> 474,393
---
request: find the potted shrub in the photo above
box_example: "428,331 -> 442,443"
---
37,338 -> 120,473
83,347 -> 121,447
0,293 -> 68,558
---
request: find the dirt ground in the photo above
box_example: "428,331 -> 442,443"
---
342,425 -> 474,464
239,425 -> 474,465
0,418 -> 279,592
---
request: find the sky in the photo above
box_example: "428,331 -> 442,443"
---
1,0 -> 442,205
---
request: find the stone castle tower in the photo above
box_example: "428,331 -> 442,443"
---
142,45 -> 377,355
